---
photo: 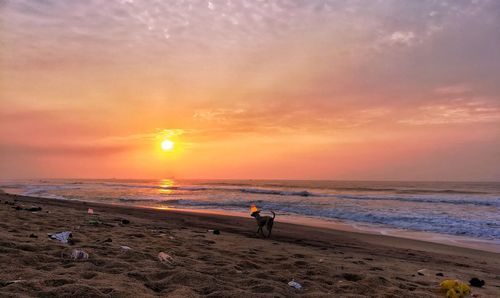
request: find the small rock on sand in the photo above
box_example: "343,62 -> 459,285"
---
158,252 -> 174,264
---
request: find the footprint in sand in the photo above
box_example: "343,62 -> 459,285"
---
369,267 -> 384,271
294,260 -> 307,266
237,260 -> 261,270
43,279 -> 75,287
250,284 -> 276,293
80,272 -> 97,279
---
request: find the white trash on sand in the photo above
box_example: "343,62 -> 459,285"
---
417,269 -> 428,276
49,231 -> 72,244
288,280 -> 302,289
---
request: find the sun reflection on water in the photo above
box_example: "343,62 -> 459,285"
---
159,179 -> 174,194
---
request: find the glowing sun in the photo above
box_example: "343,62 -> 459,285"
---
161,139 -> 174,151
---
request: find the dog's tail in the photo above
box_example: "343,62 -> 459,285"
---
271,211 -> 275,219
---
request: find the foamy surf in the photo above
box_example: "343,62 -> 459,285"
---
1,179 -> 499,246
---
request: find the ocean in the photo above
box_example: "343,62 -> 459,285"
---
1,179 -> 499,246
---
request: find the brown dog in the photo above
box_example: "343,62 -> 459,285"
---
251,210 -> 275,237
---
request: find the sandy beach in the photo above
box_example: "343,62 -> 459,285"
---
0,192 -> 498,298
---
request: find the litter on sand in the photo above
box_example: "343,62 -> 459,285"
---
88,218 -> 113,227
0,280 -> 23,287
288,280 -> 302,289
49,231 -> 72,244
88,218 -> 103,225
469,277 -> 485,288
71,249 -> 89,260
120,245 -> 131,250
440,279 -> 470,298
87,208 -> 94,214
417,269 -> 427,276
25,206 -> 42,212
158,252 -> 174,264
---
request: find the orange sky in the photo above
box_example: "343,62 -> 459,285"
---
1,1 -> 500,180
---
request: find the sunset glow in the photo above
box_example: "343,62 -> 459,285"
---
1,1 -> 499,181
1,3 -> 498,296
161,140 -> 174,152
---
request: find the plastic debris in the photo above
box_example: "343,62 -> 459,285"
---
120,246 -> 131,250
440,279 -> 470,298
158,252 -> 174,264
26,206 -> 42,212
88,218 -> 102,225
0,280 -> 23,287
87,208 -> 94,214
71,249 -> 89,260
417,269 -> 427,276
288,280 -> 302,290
49,231 -> 72,244
469,277 -> 485,288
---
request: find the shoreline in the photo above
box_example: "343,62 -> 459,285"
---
3,192 -> 499,259
141,207 -> 500,254
4,189 -> 499,254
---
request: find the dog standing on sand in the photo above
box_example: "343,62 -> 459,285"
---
250,208 -> 276,238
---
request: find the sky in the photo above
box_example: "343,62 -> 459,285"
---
1,0 -> 499,181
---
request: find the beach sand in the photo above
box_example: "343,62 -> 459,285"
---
0,193 -> 498,297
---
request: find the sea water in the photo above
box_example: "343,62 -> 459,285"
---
1,179 -> 499,247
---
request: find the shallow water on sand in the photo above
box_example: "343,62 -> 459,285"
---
1,179 -> 499,247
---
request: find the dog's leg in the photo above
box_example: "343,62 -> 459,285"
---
267,220 -> 274,238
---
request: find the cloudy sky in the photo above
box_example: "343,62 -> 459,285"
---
1,0 -> 499,180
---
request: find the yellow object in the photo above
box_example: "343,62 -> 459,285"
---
250,204 -> 259,214
440,280 -> 470,298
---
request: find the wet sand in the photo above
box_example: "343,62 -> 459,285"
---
0,193 -> 499,297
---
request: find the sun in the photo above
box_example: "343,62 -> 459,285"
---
161,139 -> 174,151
